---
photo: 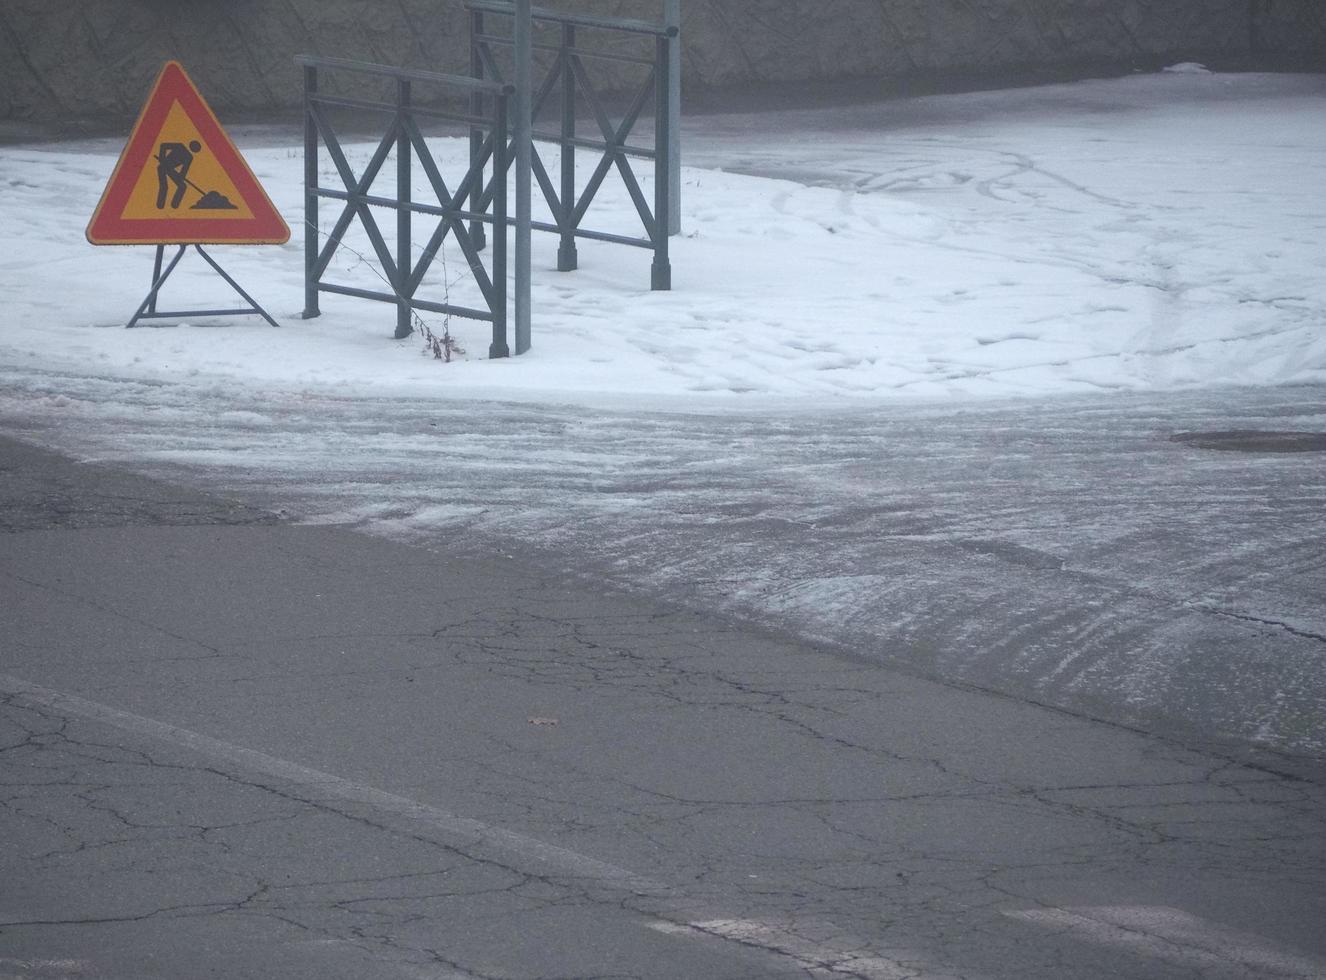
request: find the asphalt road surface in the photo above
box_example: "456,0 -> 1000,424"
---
2,373 -> 1324,769
3,436 -> 1325,980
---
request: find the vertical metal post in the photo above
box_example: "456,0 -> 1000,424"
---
302,64 -> 320,319
513,0 -> 533,355
469,9 -> 488,251
557,21 -> 579,272
651,32 -> 672,291
148,245 -> 165,314
395,78 -> 413,340
490,89 -> 511,359
665,0 -> 681,236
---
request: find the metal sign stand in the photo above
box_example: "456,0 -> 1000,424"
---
127,243 -> 278,328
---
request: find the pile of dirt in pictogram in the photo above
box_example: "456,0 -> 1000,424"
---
192,190 -> 238,210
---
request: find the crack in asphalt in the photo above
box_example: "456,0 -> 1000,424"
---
4,645 -> 1325,977
1186,602 -> 1326,645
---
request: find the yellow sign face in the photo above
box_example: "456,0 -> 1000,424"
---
87,61 -> 289,245
118,103 -> 258,221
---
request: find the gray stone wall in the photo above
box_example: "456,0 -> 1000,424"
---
1,0 -> 1322,122
1253,0 -> 1326,53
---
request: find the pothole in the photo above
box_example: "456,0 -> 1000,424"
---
1171,430 -> 1326,453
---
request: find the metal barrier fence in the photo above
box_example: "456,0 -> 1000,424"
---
297,55 -> 516,358
465,1 -> 677,291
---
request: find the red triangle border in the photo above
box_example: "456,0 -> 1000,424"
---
87,61 -> 290,245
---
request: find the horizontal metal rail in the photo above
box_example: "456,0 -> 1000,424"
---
316,187 -> 509,224
309,92 -> 496,128
295,54 -> 512,92
466,0 -> 678,37
529,221 -> 652,249
135,308 -> 256,320
316,189 -> 649,252
473,31 -> 660,67
529,130 -> 656,160
316,282 -> 495,322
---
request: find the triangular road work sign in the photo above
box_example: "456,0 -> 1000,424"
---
87,61 -> 290,245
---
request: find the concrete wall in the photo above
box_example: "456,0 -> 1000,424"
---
1,0 -> 1322,122
1252,0 -> 1326,54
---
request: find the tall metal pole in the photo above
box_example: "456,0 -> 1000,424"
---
395,78 -> 412,340
652,32 -> 672,292
490,90 -> 511,359
665,0 -> 681,236
514,0 -> 533,355
558,21 -> 579,273
302,64 -> 320,320
469,9 -> 488,251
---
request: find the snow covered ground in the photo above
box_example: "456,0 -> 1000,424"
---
2,70 -> 1324,762
3,69 -> 1325,403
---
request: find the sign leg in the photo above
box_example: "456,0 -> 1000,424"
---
148,245 -> 166,315
193,246 -> 280,327
127,245 -> 188,328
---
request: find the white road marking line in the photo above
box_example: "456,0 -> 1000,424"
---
5,676 -> 965,978
649,919 -> 965,980
1005,905 -> 1326,979
0,673 -> 668,897
0,960 -> 92,977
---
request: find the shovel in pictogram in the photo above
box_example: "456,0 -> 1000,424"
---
154,141 -> 239,211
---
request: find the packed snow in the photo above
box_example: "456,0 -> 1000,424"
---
1,70 -> 1323,406
2,70 -> 1324,760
